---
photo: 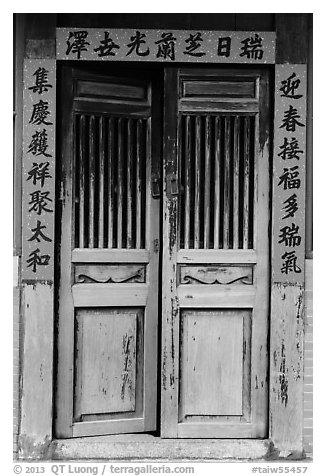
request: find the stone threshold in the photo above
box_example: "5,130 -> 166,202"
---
50,435 -> 276,461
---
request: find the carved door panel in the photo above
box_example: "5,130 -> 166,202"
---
161,68 -> 271,438
55,65 -> 161,437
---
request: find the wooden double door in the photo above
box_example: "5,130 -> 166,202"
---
55,64 -> 271,439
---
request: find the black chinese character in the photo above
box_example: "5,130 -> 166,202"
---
278,166 -> 301,190
280,105 -> 305,132
155,32 -> 176,60
28,190 -> 53,215
26,248 -> 50,273
282,194 -> 298,220
29,100 -> 53,126
126,31 -> 150,57
278,137 -> 304,161
217,37 -> 231,57
66,31 -> 90,59
27,220 -> 52,243
240,33 -> 263,60
27,129 -> 52,157
280,72 -> 303,99
184,32 -> 205,57
27,162 -> 52,187
281,251 -> 302,274
278,223 -> 302,247
94,31 -> 120,57
28,67 -> 53,95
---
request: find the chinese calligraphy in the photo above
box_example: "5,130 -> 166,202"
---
240,33 -> 263,60
27,129 -> 52,157
58,29 -> 275,63
155,32 -> 176,60
94,31 -> 120,57
23,60 -> 55,278
278,137 -> 303,161
126,31 -> 150,57
66,30 -> 90,59
280,105 -> 305,132
28,67 -> 53,94
183,32 -> 205,57
280,72 -> 303,99
274,65 -> 306,281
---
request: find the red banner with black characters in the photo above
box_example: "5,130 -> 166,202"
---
272,65 -> 307,284
22,60 -> 56,281
56,28 -> 275,64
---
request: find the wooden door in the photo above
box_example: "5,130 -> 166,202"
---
161,68 -> 271,438
55,65 -> 161,437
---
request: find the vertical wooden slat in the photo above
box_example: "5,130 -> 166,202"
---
126,119 -> 133,248
78,115 -> 85,249
243,116 -> 250,249
184,115 -> 191,249
107,117 -> 113,248
223,116 -> 231,249
214,116 -> 221,249
88,115 -> 95,248
145,118 -> 151,251
136,119 -> 142,249
194,116 -> 201,249
98,116 -> 105,248
117,117 -> 123,248
233,116 -> 240,249
204,115 -> 211,248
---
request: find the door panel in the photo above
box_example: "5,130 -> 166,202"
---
55,65 -> 160,437
161,68 -> 270,438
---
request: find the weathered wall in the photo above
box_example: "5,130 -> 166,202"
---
13,12 -> 313,460
303,260 -> 313,456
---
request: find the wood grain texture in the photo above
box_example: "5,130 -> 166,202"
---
72,248 -> 149,263
74,264 -> 146,284
233,116 -> 240,249
98,116 -> 105,248
107,117 -> 114,248
204,115 -> 211,248
75,309 -> 137,417
223,116 -> 231,249
161,68 -> 179,437
88,115 -> 95,248
173,68 -> 270,438
270,283 -> 304,453
275,14 -> 309,64
56,66 -> 158,438
214,116 -> 221,249
184,115 -> 190,249
78,115 -> 86,248
20,283 -> 54,442
180,310 -> 243,417
179,265 -> 253,285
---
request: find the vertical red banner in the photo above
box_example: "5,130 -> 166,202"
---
22,60 -> 56,281
272,65 -> 307,284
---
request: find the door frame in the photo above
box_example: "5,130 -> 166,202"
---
19,20 -> 308,457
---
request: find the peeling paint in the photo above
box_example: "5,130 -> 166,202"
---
168,199 -> 177,255
120,333 -> 135,401
279,342 -> 288,407
18,434 -> 52,460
